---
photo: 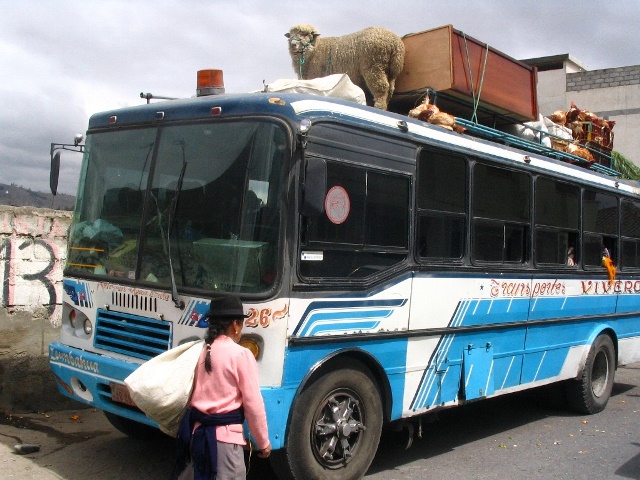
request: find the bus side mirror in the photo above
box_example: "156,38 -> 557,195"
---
301,157 -> 326,216
50,151 -> 61,196
49,134 -> 85,196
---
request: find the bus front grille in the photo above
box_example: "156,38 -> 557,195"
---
94,309 -> 171,360
111,291 -> 158,313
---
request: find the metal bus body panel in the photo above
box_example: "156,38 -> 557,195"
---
282,270 -> 640,418
397,271 -> 640,416
49,338 -> 298,447
618,335 -> 640,365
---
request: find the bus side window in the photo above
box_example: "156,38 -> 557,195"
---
471,163 -> 530,264
416,150 -> 467,261
300,161 -> 409,279
583,189 -> 618,268
621,198 -> 640,269
534,177 -> 579,267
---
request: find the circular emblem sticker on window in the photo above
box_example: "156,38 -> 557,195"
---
325,186 -> 350,225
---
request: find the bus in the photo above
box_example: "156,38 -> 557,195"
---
49,72 -> 640,480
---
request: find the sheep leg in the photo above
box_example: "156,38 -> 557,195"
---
388,78 -> 396,100
363,72 -> 391,110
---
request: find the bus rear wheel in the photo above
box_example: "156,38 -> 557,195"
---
271,362 -> 383,480
565,333 -> 616,414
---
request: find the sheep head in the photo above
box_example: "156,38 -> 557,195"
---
285,24 -> 320,55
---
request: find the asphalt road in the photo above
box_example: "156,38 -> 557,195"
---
1,364 -> 639,480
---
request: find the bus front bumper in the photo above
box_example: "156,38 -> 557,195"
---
48,342 -> 156,427
49,341 -> 295,448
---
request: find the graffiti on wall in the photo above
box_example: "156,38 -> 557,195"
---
0,208 -> 71,325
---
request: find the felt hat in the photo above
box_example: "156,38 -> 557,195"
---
204,296 -> 250,320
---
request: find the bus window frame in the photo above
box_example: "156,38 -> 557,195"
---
470,161 -> 532,267
415,147 -> 468,264
297,122 -> 415,284
533,175 -> 580,269
620,197 -> 640,271
582,188 -> 619,271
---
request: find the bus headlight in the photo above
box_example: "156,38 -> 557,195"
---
239,338 -> 261,359
83,319 -> 93,335
69,309 -> 77,329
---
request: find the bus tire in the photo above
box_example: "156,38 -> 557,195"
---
103,411 -> 160,439
271,361 -> 383,480
565,334 -> 615,414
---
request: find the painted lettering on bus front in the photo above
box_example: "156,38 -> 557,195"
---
245,304 -> 288,328
96,282 -> 172,301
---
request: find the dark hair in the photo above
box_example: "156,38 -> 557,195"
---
204,318 -> 236,372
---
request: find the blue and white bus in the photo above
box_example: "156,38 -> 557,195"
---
49,73 -> 640,480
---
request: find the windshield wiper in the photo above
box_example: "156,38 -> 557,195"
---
167,161 -> 187,309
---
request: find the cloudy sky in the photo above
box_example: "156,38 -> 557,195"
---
2,1 -> 639,195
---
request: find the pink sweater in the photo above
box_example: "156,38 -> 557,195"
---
190,335 -> 270,449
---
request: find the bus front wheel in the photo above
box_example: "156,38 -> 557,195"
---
566,333 -> 616,414
271,362 -> 383,480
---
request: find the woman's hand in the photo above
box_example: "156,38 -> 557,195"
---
257,443 -> 272,458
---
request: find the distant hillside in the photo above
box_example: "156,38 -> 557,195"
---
0,183 -> 76,211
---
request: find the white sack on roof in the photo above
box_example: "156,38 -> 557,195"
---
543,116 -> 573,141
264,74 -> 366,105
503,114 -> 552,148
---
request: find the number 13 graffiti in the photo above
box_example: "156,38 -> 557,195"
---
1,238 -> 59,318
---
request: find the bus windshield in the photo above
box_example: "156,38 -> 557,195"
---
67,120 -> 286,294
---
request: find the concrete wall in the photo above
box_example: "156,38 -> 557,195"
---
567,66 -> 640,92
0,205 -> 79,412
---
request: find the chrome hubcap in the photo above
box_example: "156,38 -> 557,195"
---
312,391 -> 366,468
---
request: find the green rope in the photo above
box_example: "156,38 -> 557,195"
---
462,33 -> 489,124
472,44 -> 489,123
290,36 -> 312,79
324,48 -> 333,76
462,33 -> 476,120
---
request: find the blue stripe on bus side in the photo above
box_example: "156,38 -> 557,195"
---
409,292 -> 640,411
300,308 -> 395,336
293,298 -> 407,336
286,288 -> 640,418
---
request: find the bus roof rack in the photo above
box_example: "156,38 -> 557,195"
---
454,117 -> 621,178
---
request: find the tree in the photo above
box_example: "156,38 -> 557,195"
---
611,151 -> 640,181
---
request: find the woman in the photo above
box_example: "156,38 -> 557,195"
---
172,296 -> 271,480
